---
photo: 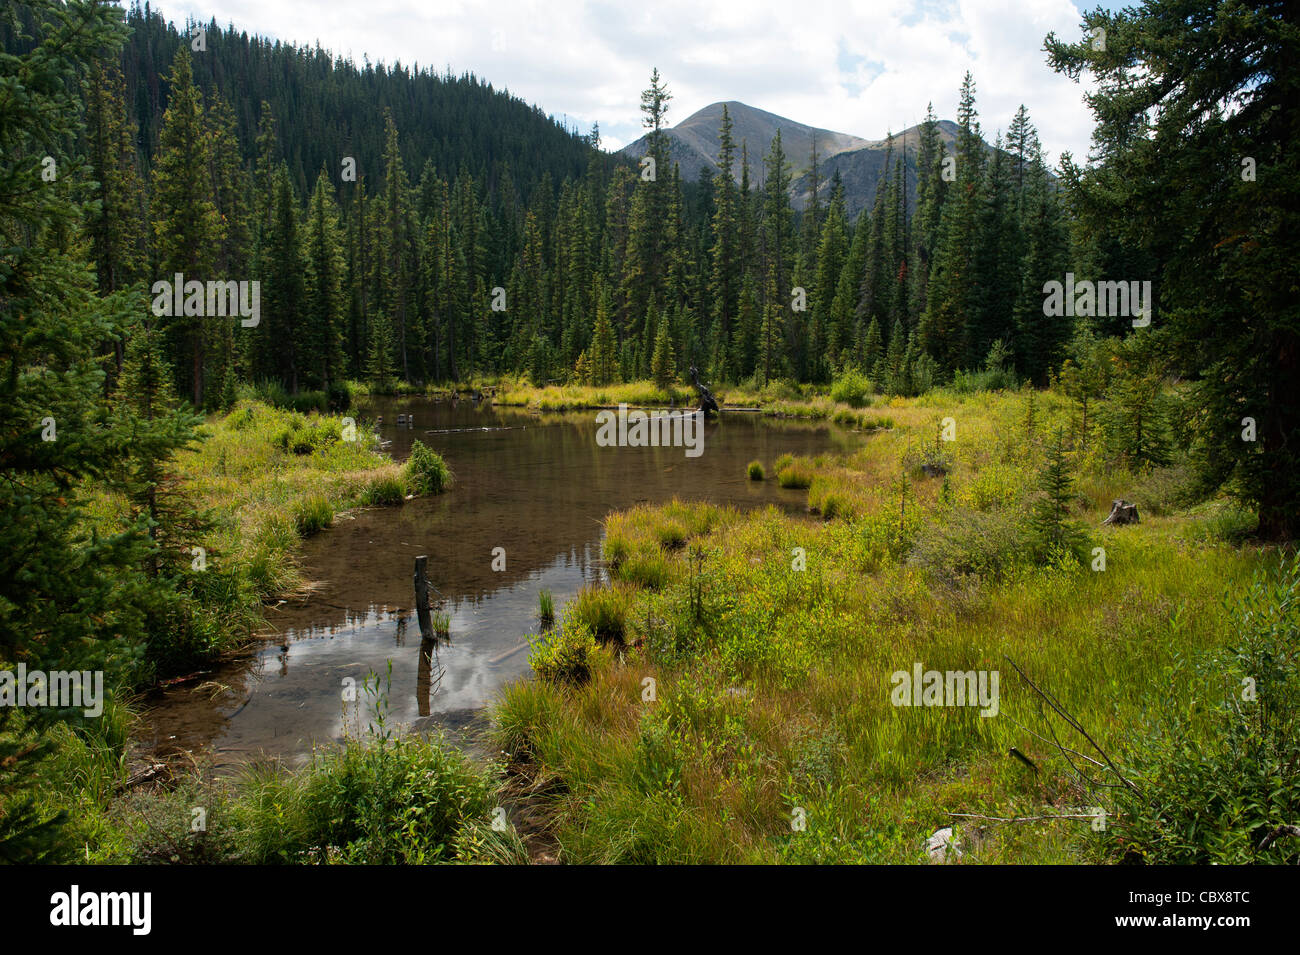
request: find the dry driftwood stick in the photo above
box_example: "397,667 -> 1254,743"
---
946,812 -> 1099,825
1004,655 -> 1144,800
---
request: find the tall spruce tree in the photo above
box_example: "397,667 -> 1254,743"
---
0,0 -> 198,861
1047,0 -> 1300,539
303,169 -> 345,393
150,46 -> 220,406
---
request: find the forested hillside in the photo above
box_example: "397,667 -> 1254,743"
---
4,4 -> 1075,398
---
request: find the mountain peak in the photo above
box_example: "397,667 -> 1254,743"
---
619,104 -> 980,220
619,100 -> 871,186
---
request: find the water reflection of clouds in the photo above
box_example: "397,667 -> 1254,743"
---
146,399 -> 857,767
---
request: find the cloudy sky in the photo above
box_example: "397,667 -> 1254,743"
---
153,0 -> 1124,167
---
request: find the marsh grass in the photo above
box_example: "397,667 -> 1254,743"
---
776,457 -> 816,489
495,387 -> 1274,864
497,378 -> 693,411
79,400 -> 439,675
405,439 -> 452,495
430,610 -> 451,639
493,376 -> 891,431
293,494 -> 334,536
569,584 -> 634,643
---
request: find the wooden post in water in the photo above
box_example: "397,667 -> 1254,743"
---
414,555 -> 433,640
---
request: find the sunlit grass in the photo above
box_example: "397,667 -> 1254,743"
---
494,387 -> 1275,864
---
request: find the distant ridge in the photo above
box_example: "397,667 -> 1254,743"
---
620,101 -> 979,220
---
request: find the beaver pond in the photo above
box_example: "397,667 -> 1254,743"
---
139,397 -> 863,772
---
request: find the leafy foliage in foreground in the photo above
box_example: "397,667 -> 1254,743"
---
1112,557 -> 1300,864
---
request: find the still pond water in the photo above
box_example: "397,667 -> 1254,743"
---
140,398 -> 861,771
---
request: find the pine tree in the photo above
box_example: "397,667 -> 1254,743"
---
379,112 -> 416,381
589,284 -> 618,386
969,136 -> 1019,366
0,0 -> 198,861
651,308 -> 677,388
812,188 -> 849,377
831,203 -> 870,366
883,316 -> 908,394
758,270 -> 784,386
732,273 -> 759,381
84,58 -> 145,299
303,169 -> 345,393
262,165 -> 306,391
861,317 -> 883,380
709,105 -> 740,376
204,94 -> 249,407
909,104 -> 947,322
366,309 -> 396,390
856,138 -> 892,331
921,73 -> 983,376
1012,127 -> 1069,384
150,46 -> 220,405
760,130 -> 793,380
1029,430 -> 1089,563
623,68 -> 673,335
111,316 -> 205,594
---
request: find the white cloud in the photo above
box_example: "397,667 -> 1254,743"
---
156,0 -> 1103,165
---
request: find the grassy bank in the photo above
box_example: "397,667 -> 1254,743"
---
489,375 -> 895,432
28,400 -> 460,859
47,688 -> 522,863
493,386 -> 1293,864
80,399 -> 452,674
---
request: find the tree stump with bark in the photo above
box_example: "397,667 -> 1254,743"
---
1102,500 -> 1140,526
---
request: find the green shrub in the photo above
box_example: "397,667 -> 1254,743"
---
112,775 -> 240,864
950,366 -> 1017,394
234,734 -> 494,864
908,506 -> 1032,580
405,439 -> 452,495
286,390 -> 329,414
830,369 -> 872,407
530,622 -> 600,684
747,460 -> 765,481
1028,431 -> 1091,564
1111,558 -> 1300,864
1195,502 -> 1259,545
276,415 -> 342,455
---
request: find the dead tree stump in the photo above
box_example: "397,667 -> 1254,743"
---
1102,500 -> 1140,526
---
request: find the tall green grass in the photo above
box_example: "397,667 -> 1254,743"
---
495,387 -> 1274,864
